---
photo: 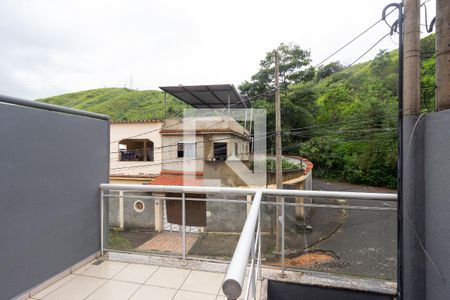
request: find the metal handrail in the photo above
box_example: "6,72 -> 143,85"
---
100,184 -> 397,201
222,191 -> 262,300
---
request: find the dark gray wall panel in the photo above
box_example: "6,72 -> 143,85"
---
0,99 -> 109,300
402,115 -> 426,300
267,280 -> 393,300
424,110 -> 450,300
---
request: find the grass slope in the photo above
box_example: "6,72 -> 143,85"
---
38,88 -> 188,121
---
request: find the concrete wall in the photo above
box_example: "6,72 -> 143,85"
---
161,134 -> 205,173
402,115 -> 426,300
0,96 -> 109,300
110,122 -> 163,176
424,110 -> 450,300
402,110 -> 450,300
108,192 -> 155,230
205,194 -> 247,232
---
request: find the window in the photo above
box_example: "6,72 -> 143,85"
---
214,142 -> 227,160
119,139 -> 154,161
177,142 -> 196,158
234,143 -> 238,156
133,200 -> 145,213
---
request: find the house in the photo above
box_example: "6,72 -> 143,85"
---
108,84 -> 313,234
110,119 -> 163,184
109,84 -> 253,186
109,116 -> 251,186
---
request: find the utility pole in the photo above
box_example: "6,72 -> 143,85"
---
274,51 -> 284,264
436,0 -> 450,111
403,0 -> 421,115
275,52 -> 283,192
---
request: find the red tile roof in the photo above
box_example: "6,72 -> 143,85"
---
160,170 -> 204,176
148,174 -> 204,186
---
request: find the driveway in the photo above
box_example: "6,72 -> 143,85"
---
307,178 -> 397,281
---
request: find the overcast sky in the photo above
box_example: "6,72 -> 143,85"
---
0,0 -> 435,99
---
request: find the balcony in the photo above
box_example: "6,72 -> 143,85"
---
1,96 -> 397,300
19,184 -> 396,300
29,259 -> 235,300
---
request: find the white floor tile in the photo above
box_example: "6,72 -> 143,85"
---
173,290 -> 216,300
145,266 -> 191,289
42,276 -> 106,300
180,270 -> 224,295
113,263 -> 158,284
86,280 -> 140,300
72,260 -> 96,275
33,275 -> 76,299
130,285 -> 177,300
81,260 -> 128,279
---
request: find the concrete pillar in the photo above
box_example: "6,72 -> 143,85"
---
143,140 -> 147,161
246,194 -> 252,215
119,191 -> 124,229
154,192 -> 165,232
436,0 -> 450,111
295,181 -> 306,220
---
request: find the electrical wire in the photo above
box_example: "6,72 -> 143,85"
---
348,32 -> 392,67
109,112 -> 397,159
314,8 -> 396,68
421,0 -> 436,33
110,89 -> 271,144
110,118 -> 398,171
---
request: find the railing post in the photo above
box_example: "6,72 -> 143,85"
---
182,192 -> 186,263
100,190 -> 104,256
250,233 -> 256,300
257,209 -> 262,280
281,196 -> 286,277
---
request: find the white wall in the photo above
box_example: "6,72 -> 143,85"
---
110,122 -> 163,176
161,133 -> 249,174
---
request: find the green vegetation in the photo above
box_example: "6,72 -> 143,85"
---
108,231 -> 132,251
39,35 -> 436,188
38,87 -> 188,121
250,157 -> 304,172
266,158 -> 304,172
241,35 -> 436,188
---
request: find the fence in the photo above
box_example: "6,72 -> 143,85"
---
100,184 -> 397,300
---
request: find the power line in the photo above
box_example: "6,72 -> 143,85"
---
109,112 -> 397,158
348,32 -> 392,66
112,111 -> 397,153
109,92 -> 264,144
109,116 -> 398,171
314,9 -> 396,68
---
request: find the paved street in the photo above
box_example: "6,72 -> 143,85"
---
308,178 -> 397,281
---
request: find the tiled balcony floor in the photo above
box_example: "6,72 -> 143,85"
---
28,259 -> 256,300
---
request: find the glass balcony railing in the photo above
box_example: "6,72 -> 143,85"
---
100,184 -> 397,300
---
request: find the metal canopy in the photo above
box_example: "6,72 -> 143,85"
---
159,84 -> 251,109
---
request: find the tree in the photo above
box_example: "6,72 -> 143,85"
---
317,61 -> 344,80
239,43 -> 313,98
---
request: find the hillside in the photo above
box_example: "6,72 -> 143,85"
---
38,35 -> 436,188
241,34 -> 435,188
38,88 -> 188,121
